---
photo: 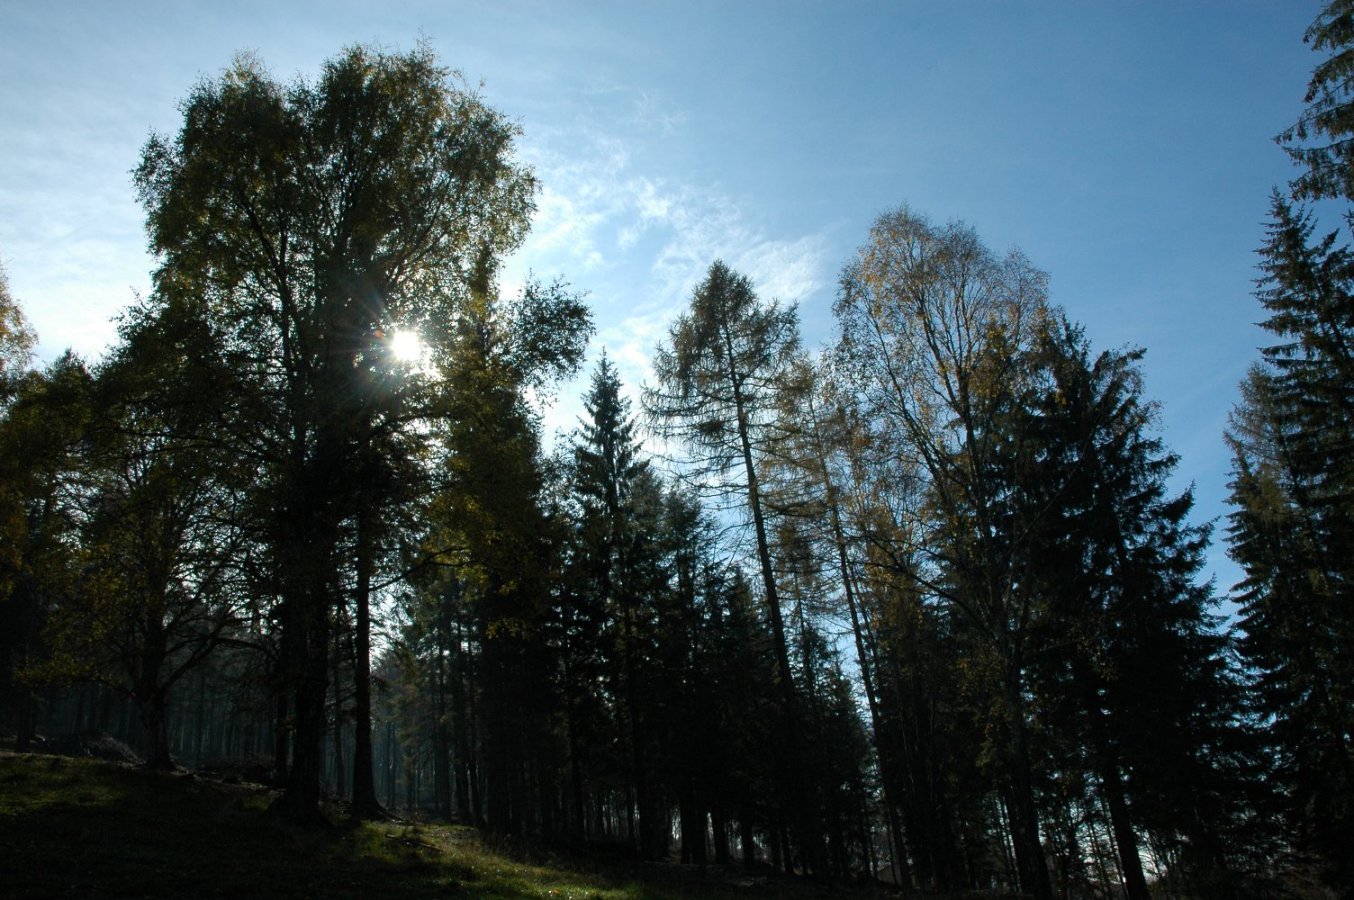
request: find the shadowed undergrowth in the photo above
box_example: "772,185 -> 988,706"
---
0,753 -> 894,899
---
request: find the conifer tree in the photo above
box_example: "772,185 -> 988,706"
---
645,260 -> 823,872
564,354 -> 664,854
1228,5 -> 1354,879
1020,319 -> 1240,896
1227,196 -> 1354,888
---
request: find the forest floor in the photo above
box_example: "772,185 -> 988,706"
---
0,751 -> 910,899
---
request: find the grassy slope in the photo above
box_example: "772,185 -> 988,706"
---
0,753 -> 880,899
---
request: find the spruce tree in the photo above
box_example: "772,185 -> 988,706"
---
1231,7 -> 1354,873
1020,319 -> 1241,896
1227,197 -> 1354,888
565,354 -> 664,854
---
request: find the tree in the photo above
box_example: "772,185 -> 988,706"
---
1278,0 -> 1354,202
645,260 -> 823,873
134,44 -> 537,820
422,275 -> 590,834
564,354 -> 665,854
1231,13 -> 1354,876
1227,195 -> 1354,890
38,301 -> 246,770
648,488 -> 782,868
1020,319 -> 1241,897
834,206 -> 1054,899
0,255 -> 35,402
0,354 -> 92,750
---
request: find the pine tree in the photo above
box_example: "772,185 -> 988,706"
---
645,260 -> 824,872
1227,197 -> 1354,889
563,354 -> 665,854
1020,319 -> 1242,896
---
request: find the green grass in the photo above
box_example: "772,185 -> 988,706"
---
0,753 -> 882,899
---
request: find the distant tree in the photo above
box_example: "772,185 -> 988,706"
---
0,255 -> 35,402
0,354 -> 92,750
134,45 -> 537,820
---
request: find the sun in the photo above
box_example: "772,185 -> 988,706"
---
389,329 -> 424,364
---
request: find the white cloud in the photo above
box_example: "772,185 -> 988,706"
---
734,235 -> 826,304
508,94 -> 832,455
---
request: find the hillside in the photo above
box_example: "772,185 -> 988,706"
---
0,752 -> 891,899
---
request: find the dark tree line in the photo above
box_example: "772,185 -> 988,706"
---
1,7 -> 1353,897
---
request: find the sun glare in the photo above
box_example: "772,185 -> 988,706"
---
389,329 -> 423,364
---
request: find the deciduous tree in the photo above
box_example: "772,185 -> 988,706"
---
134,44 -> 537,820
834,207 -> 1054,899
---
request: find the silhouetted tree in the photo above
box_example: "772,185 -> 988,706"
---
134,44 -> 537,820
646,260 -> 824,872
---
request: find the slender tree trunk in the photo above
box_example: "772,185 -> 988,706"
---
14,680 -> 35,752
740,806 -> 756,867
193,671 -> 206,769
433,645 -> 452,821
451,618 -> 474,823
725,347 -> 822,876
331,646 -> 345,798
1100,763 -> 1150,900
273,692 -> 289,784
1001,669 -> 1053,900
350,506 -> 381,817
712,803 -> 731,865
621,602 -> 655,857
823,479 -> 913,888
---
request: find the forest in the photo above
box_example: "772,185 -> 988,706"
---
1,5 -> 1352,900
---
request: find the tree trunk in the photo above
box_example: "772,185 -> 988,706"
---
740,803 -> 756,867
712,803 -> 731,865
350,506 -> 381,818
331,655 -> 345,799
1100,763 -> 1150,900
1001,672 -> 1053,900
451,618 -> 474,823
824,478 -> 913,888
138,690 -> 174,771
725,338 -> 822,876
14,686 -> 35,752
432,649 -> 452,820
273,693 -> 289,784
276,578 -> 331,825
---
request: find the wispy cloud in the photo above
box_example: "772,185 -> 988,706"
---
507,92 -> 831,450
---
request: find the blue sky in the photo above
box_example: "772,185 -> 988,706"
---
0,1 -> 1325,593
